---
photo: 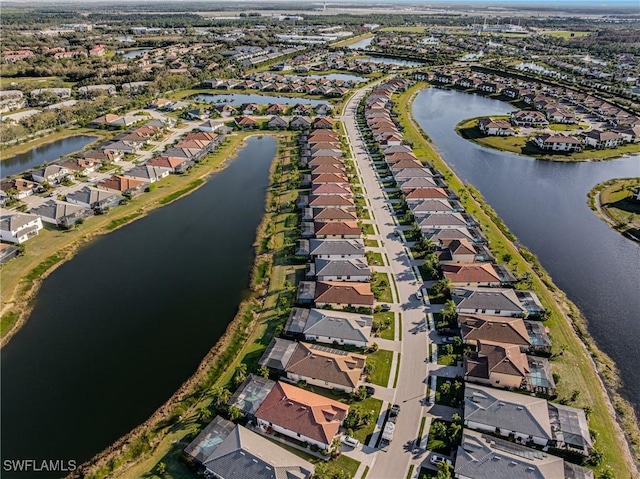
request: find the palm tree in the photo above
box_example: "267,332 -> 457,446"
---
258,366 -> 271,379
433,278 -> 452,297
233,363 -> 247,387
212,387 -> 231,409
441,299 -> 457,323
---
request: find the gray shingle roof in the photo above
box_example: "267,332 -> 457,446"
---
285,308 -> 372,344
314,258 -> 370,278
309,239 -> 365,257
452,287 -> 527,314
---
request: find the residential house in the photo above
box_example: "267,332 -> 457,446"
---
436,238 -> 483,264
123,165 -> 171,183
0,178 -> 39,199
510,110 -> 549,127
478,118 -> 516,136
228,374 -> 277,418
313,221 -> 360,239
259,339 -> 366,393
65,187 -> 121,213
267,115 -> 288,129
452,287 -> 544,317
464,340 -> 529,390
313,117 -> 335,129
96,175 -> 147,196
30,200 -> 92,228
31,165 -> 71,184
57,158 -> 99,175
306,238 -> 365,259
240,103 -> 260,115
441,263 -> 509,287
255,381 -> 349,450
235,115 -> 259,129
214,104 -> 236,117
198,119 -> 225,133
185,109 -> 209,121
83,149 -> 122,163
313,281 -> 374,309
147,156 -> 190,174
290,116 -> 312,129
455,430 -> 594,479
617,125 -> 640,143
0,210 -> 43,243
582,130 -> 624,149
312,258 -> 370,282
184,415 -> 314,479
102,141 -> 139,155
459,314 -> 532,351
285,307 -> 372,348
78,84 -> 116,96
532,134 -> 582,152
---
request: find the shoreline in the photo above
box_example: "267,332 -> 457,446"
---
587,177 -> 640,244
0,128 -> 105,160
453,114 -> 640,163
0,132 -> 262,346
71,132 -> 296,478
401,82 -> 639,476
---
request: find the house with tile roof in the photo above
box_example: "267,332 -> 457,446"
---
464,340 -> 530,390
314,281 -> 374,309
96,175 -> 147,195
66,187 -> 121,213
313,221 -> 361,239
459,314 -> 532,350
255,381 -> 349,450
30,200 -> 92,228
259,339 -> 366,393
441,263 -> 505,287
285,307 -> 372,348
311,258 -> 370,282
0,210 -> 43,243
184,415 -> 314,479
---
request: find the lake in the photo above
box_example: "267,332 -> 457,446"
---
193,93 -> 328,106
0,136 -> 277,477
346,37 -> 374,50
357,55 -> 424,67
412,87 -> 640,414
1,135 -> 96,179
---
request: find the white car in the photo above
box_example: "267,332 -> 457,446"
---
341,435 -> 360,448
430,454 -> 452,466
415,290 -> 423,300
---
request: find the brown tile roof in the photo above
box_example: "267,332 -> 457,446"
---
307,130 -> 339,141
466,341 -> 529,381
286,342 -> 365,389
405,188 -> 448,199
311,173 -> 349,185
311,164 -> 346,175
311,184 -> 352,195
308,156 -> 345,166
255,382 -> 348,445
460,314 -> 531,347
390,160 -> 423,169
184,132 -> 218,142
314,281 -> 374,306
308,195 -> 354,207
314,221 -> 361,236
97,175 -> 146,192
442,263 -> 501,284
147,156 -> 186,169
313,208 -> 357,221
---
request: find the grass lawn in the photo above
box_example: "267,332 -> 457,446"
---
367,349 -> 393,387
371,272 -> 393,303
379,26 -> 428,33
331,32 -> 374,47
437,344 -> 462,366
364,239 -> 379,247
361,223 -> 377,236
426,419 -> 454,455
591,177 -> 640,241
418,467 -> 438,479
548,123 -> 588,132
542,30 -> 591,38
434,376 -> 464,408
366,251 -> 384,266
350,397 -> 383,444
396,85 -> 639,477
374,311 -> 395,340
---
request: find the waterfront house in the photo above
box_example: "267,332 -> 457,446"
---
313,281 -> 374,309
123,165 -> 171,183
455,430 -> 594,479
311,258 -> 370,282
478,117 -> 515,136
306,194 -> 355,209
582,129 -> 624,149
235,115 -> 259,129
510,110 -> 549,127
255,381 -> 349,450
240,103 -> 260,115
31,165 -> 71,184
30,200 -> 92,228
311,184 -> 352,197
441,263 -> 507,287
184,415 -> 313,479
147,156 -> 191,174
83,149 -> 122,163
267,115 -> 288,129
313,221 -> 361,239
464,340 -> 529,390
452,287 -> 544,317
616,125 -> 640,143
214,104 -> 236,117
307,238 -> 365,260
66,187 -> 121,213
57,158 -> 100,175
290,115 -> 313,129
285,307 -> 372,347
96,175 -> 147,196
307,207 -> 357,223
532,134 -> 582,152
102,141 -> 139,155
259,339 -> 365,393
0,210 -> 43,243
228,374 -> 277,418
459,314 -> 532,351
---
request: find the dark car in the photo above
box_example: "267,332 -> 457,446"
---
390,404 -> 401,417
365,385 -> 376,397
437,328 -> 457,336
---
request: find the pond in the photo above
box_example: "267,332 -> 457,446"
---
357,55 -> 424,67
412,87 -> 640,414
346,37 -> 374,50
193,93 -> 329,106
1,135 -> 96,179
0,136 -> 277,477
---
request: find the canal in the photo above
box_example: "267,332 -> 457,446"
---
0,136 -> 277,476
412,87 -> 640,414
1,135 -> 96,179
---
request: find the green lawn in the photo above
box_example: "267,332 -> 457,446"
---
361,223 -> 377,236
367,349 -> 393,387
364,239 -> 379,248
371,272 -> 393,303
374,311 -> 395,340
366,251 -> 384,266
379,26 -> 428,33
436,344 -> 462,366
548,123 -> 588,132
350,397 -> 383,444
591,178 -> 640,242
434,376 -> 464,408
542,30 -> 591,38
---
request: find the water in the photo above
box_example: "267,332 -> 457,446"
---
1,135 -> 96,179
0,137 -> 277,476
119,49 -> 150,59
304,73 -> 366,83
193,93 -> 328,106
357,55 -> 424,67
346,37 -> 374,50
412,88 -> 640,413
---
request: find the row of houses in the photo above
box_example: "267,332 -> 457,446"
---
212,101 -> 333,118
364,78 -> 594,479
203,75 -> 350,97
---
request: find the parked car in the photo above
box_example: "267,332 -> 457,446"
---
380,304 -> 391,311
341,435 -> 360,448
390,404 -> 401,417
437,328 -> 457,336
430,454 -> 452,466
415,290 -> 423,300
364,385 -> 375,397
442,336 -> 456,344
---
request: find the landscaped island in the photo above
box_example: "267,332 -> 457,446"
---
588,177 -> 640,243
456,115 -> 640,162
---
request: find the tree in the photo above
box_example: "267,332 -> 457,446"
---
597,469 -> 614,479
432,420 -> 448,439
257,366 -> 270,379
227,405 -> 242,421
433,278 -> 452,297
589,448 -> 604,466
233,363 -> 247,387
156,462 -> 166,475
441,299 -> 457,324
199,407 -> 213,423
436,460 -> 453,479
211,387 -> 231,409
440,381 -> 451,396
570,389 -> 581,402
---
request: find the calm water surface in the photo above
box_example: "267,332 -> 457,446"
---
357,55 -> 424,67
347,37 -> 374,50
1,137 -> 276,476
1,135 -> 96,178
413,88 -> 640,413
194,93 -> 328,106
